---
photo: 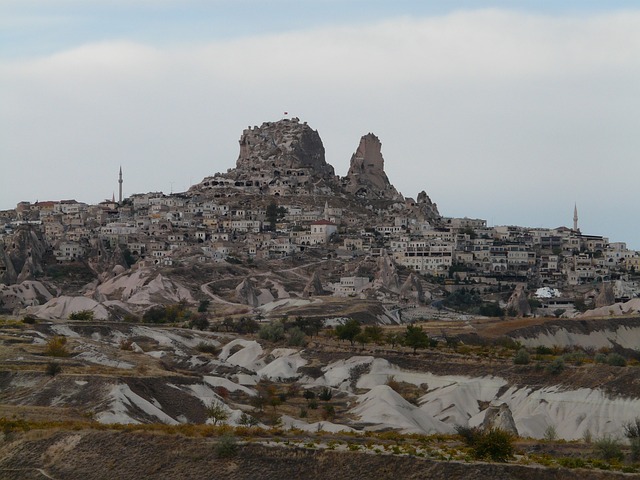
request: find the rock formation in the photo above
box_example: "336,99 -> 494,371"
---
481,403 -> 518,435
192,118 -> 336,196
343,133 -> 403,201
375,251 -> 400,292
505,285 -> 531,317
1,226 -> 47,285
235,277 -> 260,307
399,273 -> 425,304
303,271 -> 325,297
595,282 -> 615,308
415,190 -> 441,225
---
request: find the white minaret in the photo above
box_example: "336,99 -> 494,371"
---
118,166 -> 123,204
573,203 -> 578,231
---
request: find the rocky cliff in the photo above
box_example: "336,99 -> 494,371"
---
342,133 -> 403,201
191,118 -> 337,195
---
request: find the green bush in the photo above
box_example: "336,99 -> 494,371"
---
594,353 -> 607,364
318,387 -> 333,401
594,435 -> 624,462
259,321 -> 285,342
557,457 -> 586,469
545,358 -> 565,375
196,342 -> 220,355
69,310 -> 94,321
513,348 -> 530,365
535,345 -> 554,355
215,433 -> 238,458
605,353 -> 626,367
286,327 -> 307,347
456,426 -> 514,462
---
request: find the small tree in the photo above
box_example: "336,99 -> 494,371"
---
404,325 -> 429,354
197,299 -> 210,313
206,401 -> 229,425
335,319 -> 361,346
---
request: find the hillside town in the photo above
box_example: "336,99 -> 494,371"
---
1,118 -> 639,318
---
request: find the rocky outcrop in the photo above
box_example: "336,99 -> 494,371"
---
235,277 -> 260,307
481,403 -> 518,435
416,190 -> 441,224
505,285 -> 531,317
375,251 -> 400,292
400,273 -> 425,304
0,226 -> 47,285
343,133 -> 403,201
192,118 -> 337,196
303,271 -> 325,297
0,280 -> 53,314
595,282 -> 615,308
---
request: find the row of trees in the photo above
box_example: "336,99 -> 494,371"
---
335,319 -> 435,353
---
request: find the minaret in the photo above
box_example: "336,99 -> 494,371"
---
573,203 -> 578,232
324,200 -> 329,221
118,166 -> 123,204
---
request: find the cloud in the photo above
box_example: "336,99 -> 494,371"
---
1,9 -> 639,246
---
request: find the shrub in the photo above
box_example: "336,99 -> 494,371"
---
631,438 -> 640,463
308,399 -> 318,410
513,348 -> 530,365
605,353 -> 627,367
190,314 -> 210,331
215,433 -> 238,458
45,361 -> 62,377
318,387 -> 333,401
535,345 -> 553,355
69,310 -> 94,321
558,457 -> 586,469
238,413 -> 259,427
322,404 -> 335,420
196,342 -> 220,355
22,315 -> 37,324
594,353 -> 607,364
543,425 -> 557,441
457,426 -> 514,462
303,389 -> 316,400
286,327 -> 307,347
624,417 -> 640,439
594,435 -> 624,462
197,299 -> 210,313
119,338 -> 134,351
206,402 -> 229,425
259,321 -> 285,342
545,358 -> 565,375
44,336 -> 70,357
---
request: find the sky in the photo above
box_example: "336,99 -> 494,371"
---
1,1 -> 639,248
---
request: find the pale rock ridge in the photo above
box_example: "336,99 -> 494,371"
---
343,133 -> 403,201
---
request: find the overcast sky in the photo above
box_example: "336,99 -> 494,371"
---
1,1 -> 639,248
